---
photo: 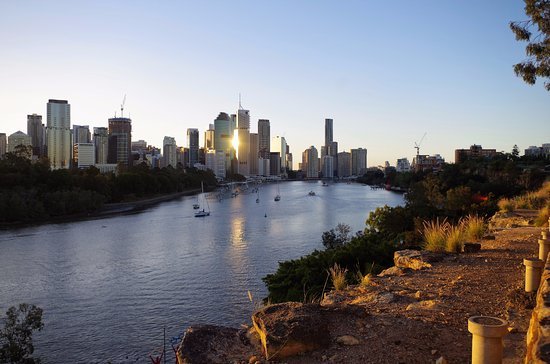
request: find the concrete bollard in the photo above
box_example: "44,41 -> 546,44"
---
538,238 -> 550,261
542,230 -> 548,240
524,258 -> 545,292
468,316 -> 508,364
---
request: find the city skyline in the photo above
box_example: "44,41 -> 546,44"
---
1,1 -> 548,167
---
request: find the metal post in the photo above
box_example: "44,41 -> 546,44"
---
164,327 -> 166,364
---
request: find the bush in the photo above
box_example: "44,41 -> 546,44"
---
422,218 -> 449,252
498,198 -> 514,212
461,214 -> 487,240
328,263 -> 347,291
445,225 -> 465,253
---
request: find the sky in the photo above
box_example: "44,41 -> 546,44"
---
0,0 -> 548,168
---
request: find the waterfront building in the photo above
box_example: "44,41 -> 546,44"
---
337,151 -> 351,177
325,118 -> 333,148
73,125 -> 91,144
413,154 -> 445,172
73,143 -> 95,169
302,146 -> 319,178
258,157 -> 270,176
258,119 -> 270,159
47,99 -> 71,169
269,152 -> 281,177
187,128 -> 199,168
249,133 -> 259,175
0,133 -> 6,158
93,127 -> 109,164
286,152 -> 293,172
351,148 -> 367,176
213,112 -> 232,173
205,149 -> 226,178
322,155 -> 334,178
107,117 -> 132,168
396,158 -> 411,172
27,114 -> 45,157
455,145 -> 498,163
163,136 -> 177,168
8,131 -> 32,158
524,143 -> 550,158
131,140 -> 147,151
204,124 -> 215,150
271,136 -> 287,175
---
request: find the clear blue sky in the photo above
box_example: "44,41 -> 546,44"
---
1,0 -> 548,168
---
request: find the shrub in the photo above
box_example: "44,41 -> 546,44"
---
461,214 -> 487,240
328,263 -> 348,291
498,198 -> 514,212
535,205 -> 550,227
422,218 -> 449,252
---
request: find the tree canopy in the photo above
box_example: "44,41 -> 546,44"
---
0,304 -> 44,364
510,0 -> 550,91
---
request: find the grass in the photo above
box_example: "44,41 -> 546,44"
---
498,198 -> 514,212
535,205 -> 550,227
328,263 -> 348,291
422,218 -> 449,252
446,224 -> 465,253
498,182 -> 550,213
461,214 -> 487,240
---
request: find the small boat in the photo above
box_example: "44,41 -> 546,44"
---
274,195 -> 281,201
192,203 -> 200,210
195,182 -> 211,217
308,191 -> 315,196
274,180 -> 281,201
322,181 -> 329,187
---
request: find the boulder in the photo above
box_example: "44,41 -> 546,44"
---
252,302 -> 330,360
378,266 -> 406,277
463,242 -> 481,253
336,335 -> 360,346
394,250 -> 432,270
177,324 -> 257,364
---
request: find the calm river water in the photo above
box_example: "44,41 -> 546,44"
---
0,181 -> 403,363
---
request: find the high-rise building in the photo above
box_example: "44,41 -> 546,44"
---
322,155 -> 334,178
8,131 -> 32,157
213,112 -> 232,173
204,124 -> 215,150
93,127 -> 109,164
258,119 -> 270,159
269,152 -> 281,177
73,143 -> 95,168
325,118 -> 333,148
0,133 -> 6,158
271,136 -> 287,175
187,128 -> 199,167
249,133 -> 259,175
205,149 -> 226,178
351,148 -> 368,176
47,99 -> 71,169
328,141 -> 338,176
323,118 -> 338,176
107,117 -> 132,167
396,158 -> 411,172
302,146 -> 319,178
163,136 -> 177,168
337,151 -> 351,177
73,125 -> 91,144
27,114 -> 45,157
236,108 -> 250,176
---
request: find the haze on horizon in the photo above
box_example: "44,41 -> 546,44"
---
0,0 -> 548,168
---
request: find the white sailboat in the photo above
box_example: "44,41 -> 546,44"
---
194,181 -> 210,217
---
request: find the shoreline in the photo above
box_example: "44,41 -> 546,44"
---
0,188 -> 202,230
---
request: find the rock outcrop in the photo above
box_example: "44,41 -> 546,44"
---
393,249 -> 432,270
251,302 -> 330,360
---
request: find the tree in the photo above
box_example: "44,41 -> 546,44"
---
512,144 -> 520,158
322,223 -> 352,249
0,304 -> 44,364
510,0 -> 550,91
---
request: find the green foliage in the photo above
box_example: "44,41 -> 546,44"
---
510,0 -> 550,91
321,223 -> 352,249
0,303 -> 44,364
263,232 -> 396,303
365,205 -> 413,240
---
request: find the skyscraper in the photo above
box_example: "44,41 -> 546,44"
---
27,114 -> 45,157
351,148 -> 368,176
93,127 -> 109,164
258,119 -> 270,159
249,133 -> 259,175
323,118 -> 338,177
73,125 -> 91,144
337,151 -> 351,177
213,112 -> 232,173
302,146 -> 319,178
236,108 -> 250,176
271,136 -> 287,175
47,99 -> 71,169
187,128 -> 199,167
107,117 -> 132,167
8,131 -> 32,157
204,124 -> 215,150
324,118 -> 333,148
163,136 -> 177,168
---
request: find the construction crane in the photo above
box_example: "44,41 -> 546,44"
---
120,94 -> 126,118
414,132 -> 427,158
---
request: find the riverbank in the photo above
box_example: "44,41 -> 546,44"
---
0,188 -> 201,230
178,214 -> 543,363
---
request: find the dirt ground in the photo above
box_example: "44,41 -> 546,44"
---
276,225 -> 543,364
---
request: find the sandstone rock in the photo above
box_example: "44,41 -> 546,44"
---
414,291 -> 422,300
177,324 -> 257,364
463,242 -> 481,253
373,292 -> 395,304
336,335 -> 360,346
406,300 -> 440,311
252,302 -> 330,360
435,356 -> 448,364
394,250 -> 432,270
378,266 -> 406,277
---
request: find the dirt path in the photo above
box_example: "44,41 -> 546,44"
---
280,226 -> 542,363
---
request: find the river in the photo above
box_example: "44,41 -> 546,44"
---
0,181 -> 403,363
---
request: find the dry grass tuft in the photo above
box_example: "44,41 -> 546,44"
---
498,198 -> 514,212
328,263 -> 348,291
422,218 -> 449,252
461,214 -> 487,240
445,225 -> 465,253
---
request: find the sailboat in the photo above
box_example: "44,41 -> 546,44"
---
274,181 -> 281,202
194,181 -> 210,217
256,188 -> 260,203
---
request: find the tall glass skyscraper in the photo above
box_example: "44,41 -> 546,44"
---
47,99 -> 71,169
